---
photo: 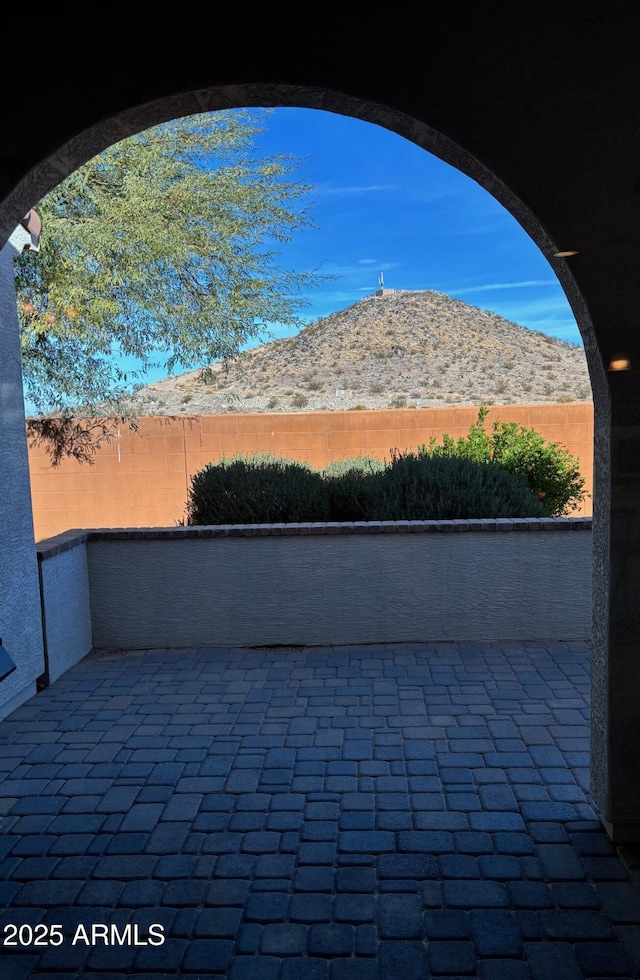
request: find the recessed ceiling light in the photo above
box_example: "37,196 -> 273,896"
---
608,354 -> 632,371
553,250 -> 579,258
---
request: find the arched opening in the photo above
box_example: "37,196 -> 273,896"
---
0,84 -> 622,853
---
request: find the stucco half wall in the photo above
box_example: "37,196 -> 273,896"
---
74,520 -> 593,650
38,540 -> 92,685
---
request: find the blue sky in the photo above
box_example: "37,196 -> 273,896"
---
93,106 -> 582,392
248,108 -> 580,348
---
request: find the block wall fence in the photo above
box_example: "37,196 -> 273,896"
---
28,402 -> 594,541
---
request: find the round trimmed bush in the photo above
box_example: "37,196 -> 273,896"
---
187,453 -> 330,524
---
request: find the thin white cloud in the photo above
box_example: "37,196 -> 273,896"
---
450,280 -> 557,296
316,184 -> 397,197
474,296 -> 583,346
358,258 -> 377,264
497,295 -> 571,314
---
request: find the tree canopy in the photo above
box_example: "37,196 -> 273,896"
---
16,109 -> 327,459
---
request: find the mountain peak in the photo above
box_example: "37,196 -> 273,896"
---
126,289 -> 591,415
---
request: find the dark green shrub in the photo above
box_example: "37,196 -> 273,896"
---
361,451 -> 547,520
185,447 -> 548,525
322,456 -> 385,521
187,453 -> 329,524
420,406 -> 587,516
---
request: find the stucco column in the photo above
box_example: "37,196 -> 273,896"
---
0,231 -> 45,720
591,373 -> 640,842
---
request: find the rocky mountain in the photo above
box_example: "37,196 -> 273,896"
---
123,289 -> 592,415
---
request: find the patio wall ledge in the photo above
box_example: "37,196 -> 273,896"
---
32,518 -> 594,651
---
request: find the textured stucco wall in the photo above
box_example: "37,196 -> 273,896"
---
0,242 -> 45,720
87,530 -> 592,650
39,543 -> 92,684
28,404 -> 594,540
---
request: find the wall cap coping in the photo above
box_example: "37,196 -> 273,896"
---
36,530 -> 89,561
36,517 -> 592,560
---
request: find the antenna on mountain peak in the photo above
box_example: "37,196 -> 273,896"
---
378,271 -> 384,289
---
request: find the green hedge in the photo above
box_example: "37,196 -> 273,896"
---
185,450 -> 546,524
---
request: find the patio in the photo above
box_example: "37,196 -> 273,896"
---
1,639 -> 640,979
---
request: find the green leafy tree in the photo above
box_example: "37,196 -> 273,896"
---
16,109 -> 328,461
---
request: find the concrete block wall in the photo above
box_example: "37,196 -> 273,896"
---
28,403 -> 594,540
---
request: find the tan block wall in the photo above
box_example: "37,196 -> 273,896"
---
28,403 -> 594,541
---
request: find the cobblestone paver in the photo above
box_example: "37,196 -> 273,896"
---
1,640 -> 640,977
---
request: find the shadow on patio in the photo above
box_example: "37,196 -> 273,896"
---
1,640 -> 640,978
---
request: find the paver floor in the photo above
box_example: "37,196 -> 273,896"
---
1,640 -> 640,978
